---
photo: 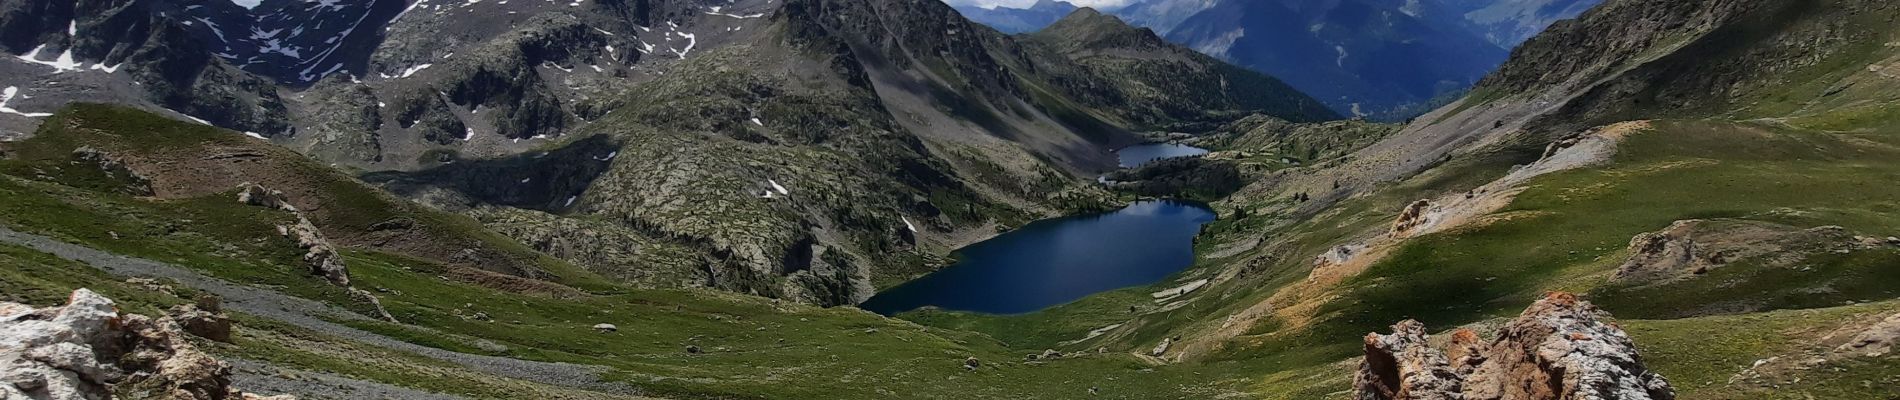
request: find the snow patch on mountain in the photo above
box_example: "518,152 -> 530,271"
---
0,87 -> 53,118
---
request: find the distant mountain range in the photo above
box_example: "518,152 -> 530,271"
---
949,0 -> 1602,121
950,0 -> 1079,34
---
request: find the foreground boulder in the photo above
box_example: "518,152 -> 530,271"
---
166,295 -> 233,343
1353,292 -> 1674,400
1,289 -> 290,400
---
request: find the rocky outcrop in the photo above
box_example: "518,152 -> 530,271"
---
1390,200 -> 1434,237
1354,292 -> 1674,400
346,288 -> 397,323
240,182 -> 392,323
1837,312 -> 1900,358
1354,320 -> 1464,400
281,218 -> 351,287
167,295 -> 233,343
238,182 -> 350,287
1612,219 -> 1878,286
237,182 -> 297,212
1,289 -> 291,400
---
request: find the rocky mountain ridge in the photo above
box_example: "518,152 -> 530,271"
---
1,0 -> 1333,306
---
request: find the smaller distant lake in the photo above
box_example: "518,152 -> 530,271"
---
858,200 -> 1216,315
1116,143 -> 1209,168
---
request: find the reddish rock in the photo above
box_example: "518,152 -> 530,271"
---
1353,292 -> 1674,400
1354,320 -> 1464,400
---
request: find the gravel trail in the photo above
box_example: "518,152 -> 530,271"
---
228,359 -> 471,400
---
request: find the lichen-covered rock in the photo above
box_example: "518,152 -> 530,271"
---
1354,320 -> 1463,400
0,289 -> 291,400
285,218 -> 350,287
1461,293 -> 1673,400
1353,292 -> 1674,400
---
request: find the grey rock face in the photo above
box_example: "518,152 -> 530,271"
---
0,289 -> 293,400
2,0 -> 293,135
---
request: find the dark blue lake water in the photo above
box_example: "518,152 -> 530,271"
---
1116,143 -> 1209,168
858,200 -> 1217,315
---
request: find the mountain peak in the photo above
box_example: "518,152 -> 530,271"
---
1033,7 -> 1167,52
1053,6 -> 1115,25
1027,0 -> 1079,12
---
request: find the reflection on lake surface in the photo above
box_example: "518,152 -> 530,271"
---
1116,143 -> 1209,168
859,200 -> 1216,315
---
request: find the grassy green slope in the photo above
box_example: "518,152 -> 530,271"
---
0,104 -> 1245,399
898,2 -> 1900,397
896,119 -> 1900,398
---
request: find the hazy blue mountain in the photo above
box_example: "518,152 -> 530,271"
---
1159,0 -> 1507,120
1109,0 -> 1218,36
950,0 -> 1080,33
1430,0 -> 1604,48
1107,0 -> 1600,120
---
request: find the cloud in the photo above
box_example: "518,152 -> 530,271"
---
941,0 -> 1136,11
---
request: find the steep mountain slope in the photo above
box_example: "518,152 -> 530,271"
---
1161,0 -> 1509,120
1,0 -> 1332,306
0,104 -> 1260,399
901,0 -> 1900,398
950,0 -> 1078,34
3,0 -> 1899,398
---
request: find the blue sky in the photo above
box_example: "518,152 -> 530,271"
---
940,0 -> 1135,10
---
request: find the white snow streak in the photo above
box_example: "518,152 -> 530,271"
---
768,179 -> 789,196
399,63 -> 432,78
15,45 -> 84,73
0,87 -> 53,118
